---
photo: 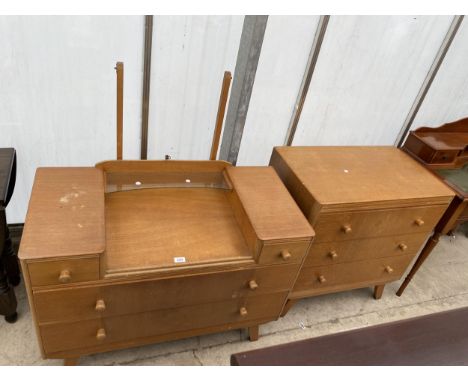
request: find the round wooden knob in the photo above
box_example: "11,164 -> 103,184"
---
341,225 -> 352,234
280,250 -> 292,261
95,299 -> 106,312
414,218 -> 425,227
239,307 -> 248,316
248,280 -> 258,290
385,266 -> 394,274
398,243 -> 408,251
96,328 -> 106,341
58,269 -> 71,283
328,250 -> 338,259
318,275 -> 326,283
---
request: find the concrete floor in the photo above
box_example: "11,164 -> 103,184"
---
1,226 -> 468,365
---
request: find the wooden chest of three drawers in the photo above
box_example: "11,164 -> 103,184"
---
19,161 -> 314,365
270,146 -> 454,312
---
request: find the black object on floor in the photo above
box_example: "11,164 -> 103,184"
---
0,148 -> 19,323
231,306 -> 468,365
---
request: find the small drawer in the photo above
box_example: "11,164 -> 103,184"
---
304,232 -> 428,267
27,256 -> 100,287
257,240 -> 310,264
431,150 -> 457,164
313,205 -> 447,243
40,292 -> 288,355
293,265 -> 336,291
294,253 -> 415,294
33,264 -> 300,324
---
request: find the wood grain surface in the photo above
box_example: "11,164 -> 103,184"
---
19,168 -> 105,260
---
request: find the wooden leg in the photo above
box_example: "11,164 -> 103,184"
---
374,284 -> 385,300
280,299 -> 297,317
64,357 -> 79,366
248,325 -> 259,342
0,269 -> 17,323
397,232 -> 441,297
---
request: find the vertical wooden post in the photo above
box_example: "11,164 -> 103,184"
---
141,15 -> 153,160
210,71 -> 232,160
115,62 -> 124,160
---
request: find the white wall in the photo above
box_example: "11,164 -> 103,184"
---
1,15 -> 467,223
409,19 -> 468,131
292,16 -> 453,147
147,16 -> 243,160
0,16 -> 144,223
236,16 -> 320,166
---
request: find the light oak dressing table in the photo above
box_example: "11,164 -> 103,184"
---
19,160 -> 314,365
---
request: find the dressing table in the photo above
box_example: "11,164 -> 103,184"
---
19,160 -> 314,365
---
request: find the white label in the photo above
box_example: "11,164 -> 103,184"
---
173,257 -> 186,263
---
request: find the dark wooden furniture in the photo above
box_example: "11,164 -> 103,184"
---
398,118 -> 468,296
231,306 -> 468,365
19,160 -> 314,365
270,147 -> 454,314
0,148 -> 20,323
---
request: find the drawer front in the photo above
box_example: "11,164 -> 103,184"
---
27,256 -> 100,287
314,205 -> 447,243
431,150 -> 457,164
258,240 -> 310,265
40,292 -> 287,354
294,253 -> 415,293
304,232 -> 428,267
33,264 -> 299,324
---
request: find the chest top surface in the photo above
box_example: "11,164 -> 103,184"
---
272,146 -> 454,208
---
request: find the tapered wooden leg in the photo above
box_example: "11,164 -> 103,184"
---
248,325 -> 259,341
280,299 -> 297,317
397,232 -> 441,297
374,284 -> 385,300
64,357 -> 79,366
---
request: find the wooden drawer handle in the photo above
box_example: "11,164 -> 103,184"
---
239,307 -> 248,316
414,218 -> 425,227
398,243 -> 408,251
328,250 -> 338,259
280,250 -> 292,261
96,328 -> 106,341
385,266 -> 394,274
58,269 -> 71,283
318,275 -> 327,283
95,299 -> 106,312
248,280 -> 258,290
341,225 -> 352,234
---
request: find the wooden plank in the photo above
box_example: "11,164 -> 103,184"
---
18,168 -> 105,260
210,71 -> 232,160
231,306 -> 468,365
225,166 -> 314,241
115,62 -> 124,160
104,188 -> 251,274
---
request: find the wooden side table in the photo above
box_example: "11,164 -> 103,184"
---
0,148 -> 20,323
397,119 -> 468,296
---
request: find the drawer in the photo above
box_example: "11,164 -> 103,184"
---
304,232 -> 428,267
258,240 -> 310,264
27,256 -> 100,287
33,264 -> 300,323
294,253 -> 415,293
313,205 -> 447,243
431,150 -> 458,164
40,292 -> 287,354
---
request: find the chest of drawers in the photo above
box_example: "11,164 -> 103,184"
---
270,146 -> 454,312
19,160 -> 314,365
